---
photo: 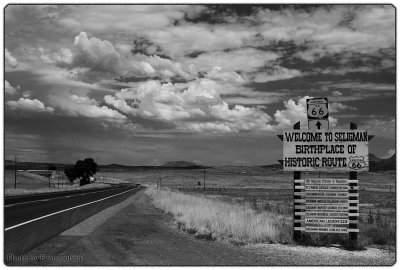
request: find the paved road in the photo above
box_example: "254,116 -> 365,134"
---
5,185 -> 137,229
8,189 -> 395,266
5,185 -> 142,256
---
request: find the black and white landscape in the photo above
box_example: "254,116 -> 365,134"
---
4,4 -> 395,266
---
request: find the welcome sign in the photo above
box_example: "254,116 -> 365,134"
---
282,129 -> 369,172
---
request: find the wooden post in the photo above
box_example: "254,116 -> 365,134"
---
203,169 -> 206,191
14,156 -> 17,189
349,122 -> 359,244
293,121 -> 302,241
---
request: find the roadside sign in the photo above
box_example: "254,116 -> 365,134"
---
305,185 -> 348,191
305,205 -> 348,211
282,129 -> 369,172
305,191 -> 348,197
307,97 -> 328,119
305,198 -> 349,204
308,119 -> 329,130
305,212 -> 348,218
305,179 -> 348,185
278,98 -> 368,238
305,226 -> 348,233
305,218 -> 349,225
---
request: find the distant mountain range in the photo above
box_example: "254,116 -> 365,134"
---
4,160 -> 208,171
4,154 -> 395,171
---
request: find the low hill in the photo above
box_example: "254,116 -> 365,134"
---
4,160 -> 208,171
161,161 -> 206,168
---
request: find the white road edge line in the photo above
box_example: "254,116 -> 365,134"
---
5,187 -> 138,231
5,187 -> 125,208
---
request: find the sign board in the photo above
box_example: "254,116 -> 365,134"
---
306,185 -> 348,191
305,179 -> 348,185
306,191 -> 348,197
307,98 -> 329,119
305,218 -> 349,225
305,205 -> 348,211
308,119 -> 329,130
306,198 -> 349,204
282,129 -> 369,171
305,226 -> 348,233
305,212 -> 348,218
307,97 -> 329,130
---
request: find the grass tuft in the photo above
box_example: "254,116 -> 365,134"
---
145,187 -> 293,245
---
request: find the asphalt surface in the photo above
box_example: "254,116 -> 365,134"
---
4,185 -> 142,257
5,185 -> 137,229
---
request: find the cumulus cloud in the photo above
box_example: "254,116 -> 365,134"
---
329,102 -> 357,113
5,48 -> 18,68
49,92 -> 126,122
254,5 -> 394,59
5,80 -> 18,95
253,66 -> 302,83
7,98 -> 54,113
57,32 -> 196,81
71,32 -> 121,73
105,79 -> 273,133
147,23 -> 257,57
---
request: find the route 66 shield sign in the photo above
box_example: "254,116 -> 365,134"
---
307,98 -> 329,120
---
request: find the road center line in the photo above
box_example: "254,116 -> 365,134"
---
4,186 -> 125,208
5,187 -> 138,231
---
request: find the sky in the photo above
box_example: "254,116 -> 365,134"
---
4,4 -> 396,166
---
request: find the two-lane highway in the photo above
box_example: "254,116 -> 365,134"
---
4,185 -> 143,257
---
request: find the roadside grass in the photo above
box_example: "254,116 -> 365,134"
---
145,187 -> 293,245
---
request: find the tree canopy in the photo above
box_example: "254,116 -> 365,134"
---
64,158 -> 98,186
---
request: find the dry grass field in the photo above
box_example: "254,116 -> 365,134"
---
5,167 -> 395,249
96,167 -> 395,249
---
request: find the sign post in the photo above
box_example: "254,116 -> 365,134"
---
277,97 -> 373,245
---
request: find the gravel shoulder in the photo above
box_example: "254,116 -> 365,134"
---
9,189 -> 395,266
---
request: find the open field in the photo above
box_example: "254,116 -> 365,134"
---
4,170 -> 113,196
5,167 -> 395,248
95,167 -> 396,249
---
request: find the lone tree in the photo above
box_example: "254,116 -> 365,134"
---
64,158 -> 98,186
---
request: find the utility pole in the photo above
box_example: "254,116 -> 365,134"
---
203,169 -> 206,191
14,156 -> 17,189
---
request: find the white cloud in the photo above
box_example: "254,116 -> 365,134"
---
363,118 -> 395,139
49,92 -> 126,122
7,98 -> 54,113
332,90 -> 343,96
183,48 -> 280,74
71,32 -> 121,73
104,79 -> 274,133
253,66 -> 302,83
5,80 -> 18,95
254,5 -> 394,59
5,48 -> 18,68
147,23 -> 258,57
329,102 -> 357,113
